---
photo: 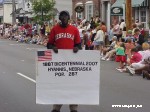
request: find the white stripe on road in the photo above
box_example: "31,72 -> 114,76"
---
17,73 -> 36,83
9,44 -> 27,46
26,48 -> 37,50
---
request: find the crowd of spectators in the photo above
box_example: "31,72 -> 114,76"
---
0,17 -> 150,80
75,17 -> 150,80
0,22 -> 51,46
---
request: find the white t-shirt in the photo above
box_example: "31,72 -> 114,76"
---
78,28 -> 84,39
138,50 -> 150,64
119,22 -> 126,30
94,30 -> 104,42
113,24 -> 120,35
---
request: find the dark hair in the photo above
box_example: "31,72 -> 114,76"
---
120,42 -> 125,49
121,19 -> 124,22
101,22 -> 105,25
59,10 -> 70,20
134,28 -> 140,33
82,30 -> 86,33
132,24 -> 137,28
136,45 -> 143,51
120,38 -> 125,42
85,21 -> 90,24
131,47 -> 138,52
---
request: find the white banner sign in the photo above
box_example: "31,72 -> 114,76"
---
36,50 -> 100,105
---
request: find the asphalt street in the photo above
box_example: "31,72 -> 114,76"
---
0,39 -> 150,112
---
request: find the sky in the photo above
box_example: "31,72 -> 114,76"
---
55,0 -> 72,15
17,0 -> 72,15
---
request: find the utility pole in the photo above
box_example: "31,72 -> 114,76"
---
126,0 -> 132,30
12,0 -> 16,25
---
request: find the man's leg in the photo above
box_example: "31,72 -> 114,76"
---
135,64 -> 149,74
108,49 -> 115,59
69,105 -> 78,112
51,104 -> 63,112
131,63 -> 145,69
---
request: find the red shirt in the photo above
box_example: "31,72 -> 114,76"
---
130,52 -> 142,64
48,24 -> 81,49
125,43 -> 135,55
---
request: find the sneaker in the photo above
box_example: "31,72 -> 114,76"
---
100,53 -> 103,56
101,57 -> 106,61
116,68 -> 123,72
106,58 -> 110,61
126,66 -> 135,75
122,68 -> 127,72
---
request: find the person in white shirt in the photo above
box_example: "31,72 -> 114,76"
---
81,17 -> 86,25
119,19 -> 126,38
93,26 -> 105,55
135,19 -> 141,27
119,19 -> 126,30
0,27 -> 3,37
113,20 -> 120,40
83,21 -> 91,31
78,27 -> 84,46
126,43 -> 150,75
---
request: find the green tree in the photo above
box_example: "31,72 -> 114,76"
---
32,0 -> 55,24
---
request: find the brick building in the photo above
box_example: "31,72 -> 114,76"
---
100,0 -> 150,30
111,0 -> 150,29
72,0 -> 101,21
72,0 -> 150,29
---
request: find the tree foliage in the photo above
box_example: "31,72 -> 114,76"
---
32,0 -> 55,24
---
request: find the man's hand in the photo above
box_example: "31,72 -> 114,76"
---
73,47 -> 78,53
47,43 -> 58,53
53,47 -> 58,53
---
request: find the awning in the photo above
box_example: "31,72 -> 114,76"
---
10,8 -> 22,15
111,0 -> 124,8
111,0 -> 145,8
133,0 -> 145,7
76,2 -> 83,6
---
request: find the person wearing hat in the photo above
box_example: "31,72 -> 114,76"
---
47,10 -> 81,112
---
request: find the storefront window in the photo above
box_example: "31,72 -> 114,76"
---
85,1 -> 93,21
140,8 -> 146,27
76,12 -> 83,20
75,2 -> 84,20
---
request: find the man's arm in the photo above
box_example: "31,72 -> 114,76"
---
74,43 -> 82,49
47,27 -> 58,53
73,28 -> 82,53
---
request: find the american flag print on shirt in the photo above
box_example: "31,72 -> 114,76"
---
37,50 -> 52,61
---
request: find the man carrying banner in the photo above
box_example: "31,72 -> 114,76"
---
47,10 -> 81,112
